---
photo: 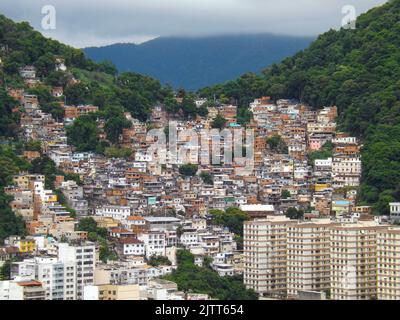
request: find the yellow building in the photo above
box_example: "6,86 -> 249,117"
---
84,284 -> 140,300
45,194 -> 58,203
19,239 -> 36,253
314,184 -> 330,192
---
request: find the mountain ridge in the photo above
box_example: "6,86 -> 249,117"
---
84,34 -> 314,90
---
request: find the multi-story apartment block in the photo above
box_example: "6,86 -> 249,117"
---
137,232 -> 166,258
330,221 -> 385,300
287,220 -> 335,296
8,280 -> 45,300
58,242 -> 96,300
11,257 -> 76,300
332,157 -> 362,188
389,202 -> 400,222
243,216 -> 295,297
94,261 -> 150,286
95,205 -> 132,221
377,227 -> 400,300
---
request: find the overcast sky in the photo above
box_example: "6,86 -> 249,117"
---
0,0 -> 388,48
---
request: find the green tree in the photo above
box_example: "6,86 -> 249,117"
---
209,207 -> 249,236
308,141 -> 333,167
200,171 -> 213,185
104,147 -> 132,159
148,255 -> 172,267
211,114 -> 227,129
66,115 -> 101,152
0,260 -> 11,280
76,217 -> 98,233
163,250 -> 257,300
285,207 -> 304,220
179,164 -> 198,177
266,134 -> 288,153
104,115 -> 131,144
281,189 -> 291,199
0,87 -> 19,137
24,140 -> 42,152
0,192 -> 26,244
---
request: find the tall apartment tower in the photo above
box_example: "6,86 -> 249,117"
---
377,227 -> 400,300
58,242 -> 96,300
243,216 -> 295,297
330,221 -> 386,300
36,259 -> 76,300
287,220 -> 335,296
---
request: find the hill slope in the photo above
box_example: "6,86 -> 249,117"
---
198,0 -> 400,214
84,34 -> 314,90
0,13 -> 175,241
0,13 -> 175,128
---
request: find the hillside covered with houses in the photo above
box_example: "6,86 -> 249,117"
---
0,0 -> 400,301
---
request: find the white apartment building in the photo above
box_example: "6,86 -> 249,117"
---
377,227 -> 400,300
180,228 -> 199,247
117,238 -> 145,256
212,263 -> 235,277
58,242 -> 96,300
332,157 -> 362,188
135,152 -> 152,162
11,257 -> 76,300
95,205 -> 132,221
314,158 -> 332,172
94,261 -> 154,286
330,221 -> 385,300
332,157 -> 362,175
4,280 -> 45,300
19,66 -> 36,79
137,232 -> 166,258
332,136 -> 357,145
287,220 -> 335,296
243,216 -> 295,297
389,202 -> 400,222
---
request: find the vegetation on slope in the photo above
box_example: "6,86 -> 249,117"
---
199,0 -> 400,214
163,249 -> 257,300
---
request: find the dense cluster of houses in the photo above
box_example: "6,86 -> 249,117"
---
3,63 -> 391,301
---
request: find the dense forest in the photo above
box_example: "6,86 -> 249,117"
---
199,0 -> 400,214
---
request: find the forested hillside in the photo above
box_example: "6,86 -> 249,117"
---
199,0 -> 400,214
0,13 -> 175,134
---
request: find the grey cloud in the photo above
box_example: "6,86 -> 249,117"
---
0,0 -> 388,47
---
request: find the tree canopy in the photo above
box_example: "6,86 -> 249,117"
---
209,207 -> 250,236
179,164 -> 198,177
163,250 -> 257,300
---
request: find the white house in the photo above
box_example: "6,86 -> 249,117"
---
95,205 -> 132,221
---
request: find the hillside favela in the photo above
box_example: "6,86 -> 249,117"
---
0,0 -> 400,305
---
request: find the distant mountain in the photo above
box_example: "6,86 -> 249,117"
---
84,34 -> 314,90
